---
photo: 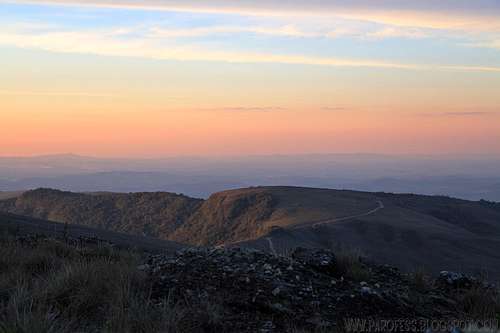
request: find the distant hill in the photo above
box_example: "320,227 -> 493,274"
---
0,191 -> 23,200
0,188 -> 202,238
1,186 -> 500,278
172,187 -> 379,245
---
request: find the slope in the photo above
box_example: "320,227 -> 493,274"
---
0,188 -> 202,239
2,186 -> 500,278
0,212 -> 184,252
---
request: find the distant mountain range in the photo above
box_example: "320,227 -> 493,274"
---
0,154 -> 500,201
2,172 -> 500,201
2,186 -> 500,278
1,154 -> 500,200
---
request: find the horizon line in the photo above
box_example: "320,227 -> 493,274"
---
2,152 -> 500,160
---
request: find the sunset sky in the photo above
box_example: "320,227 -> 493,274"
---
1,0 -> 500,157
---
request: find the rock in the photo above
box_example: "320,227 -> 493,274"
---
361,286 -> 375,295
306,315 -> 329,327
270,303 -> 289,313
437,271 -> 478,290
260,320 -> 274,333
137,264 -> 149,271
291,248 -> 336,273
138,247 -> 476,333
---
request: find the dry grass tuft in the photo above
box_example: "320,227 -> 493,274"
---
455,285 -> 500,319
0,232 -> 188,333
409,266 -> 431,292
333,248 -> 371,282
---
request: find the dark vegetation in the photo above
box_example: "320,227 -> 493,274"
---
0,229 -> 215,332
0,232 -> 150,332
1,222 -> 500,332
0,189 -> 202,238
479,199 -> 500,213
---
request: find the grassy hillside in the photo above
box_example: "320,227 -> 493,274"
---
238,190 -> 500,279
172,186 -> 378,245
0,187 -> 378,246
1,186 -> 500,278
0,189 -> 202,239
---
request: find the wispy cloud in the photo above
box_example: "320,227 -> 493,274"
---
443,111 -> 497,117
148,24 -> 432,41
148,25 -> 319,39
366,27 -> 428,40
440,65 -> 500,73
1,25 -> 500,73
196,106 -> 286,113
0,28 -> 416,69
0,89 -> 116,97
321,107 -> 349,111
5,0 -> 500,57
418,111 -> 498,117
5,0 -> 500,32
464,39 -> 500,50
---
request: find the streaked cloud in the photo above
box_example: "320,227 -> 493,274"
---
321,107 -> 349,111
5,0 -> 500,32
0,89 -> 116,97
418,111 -> 499,117
199,106 -> 286,113
4,0 -> 500,58
1,23 -> 500,73
148,25 -> 319,39
443,112 -> 497,117
465,39 -> 500,50
366,27 -> 428,40
148,24 -> 431,41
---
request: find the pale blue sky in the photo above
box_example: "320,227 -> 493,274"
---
1,1 -> 500,70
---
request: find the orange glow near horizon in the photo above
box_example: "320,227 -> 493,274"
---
1,2 -> 500,157
2,56 -> 500,157
3,98 -> 500,157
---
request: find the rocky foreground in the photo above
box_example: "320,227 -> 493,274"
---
140,247 -> 498,332
1,231 -> 498,332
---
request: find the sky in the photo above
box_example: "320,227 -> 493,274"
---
1,0 -> 500,157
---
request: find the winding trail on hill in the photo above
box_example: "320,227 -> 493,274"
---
266,200 -> 384,255
265,237 -> 277,256
311,200 -> 385,229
